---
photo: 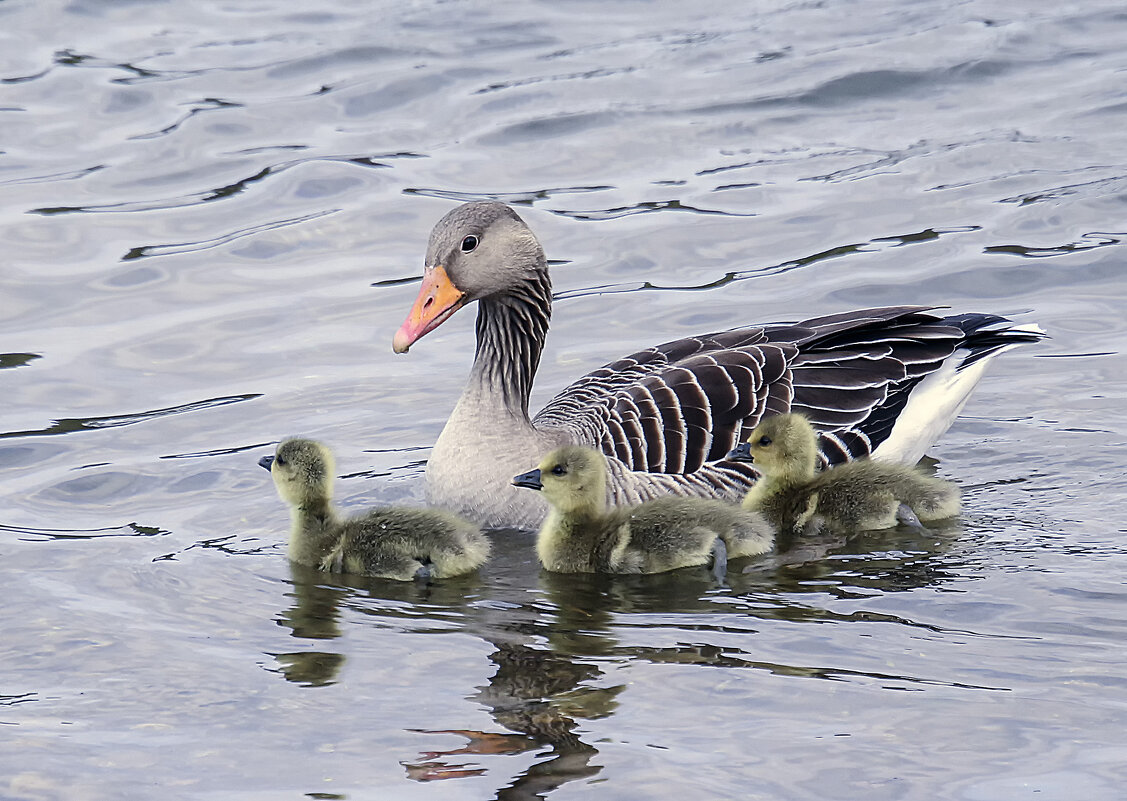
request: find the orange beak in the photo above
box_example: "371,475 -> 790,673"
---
392,264 -> 467,353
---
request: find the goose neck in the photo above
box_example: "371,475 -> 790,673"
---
289,502 -> 337,564
468,275 -> 552,418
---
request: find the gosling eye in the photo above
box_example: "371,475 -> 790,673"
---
756,436 -> 772,447
275,454 -> 287,466
460,234 -> 479,253
550,464 -> 567,476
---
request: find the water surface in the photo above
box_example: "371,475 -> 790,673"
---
3,1 -> 1127,799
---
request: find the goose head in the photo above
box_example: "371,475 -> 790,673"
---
512,445 -> 608,516
259,438 -> 335,507
729,413 -> 819,480
393,201 -> 547,353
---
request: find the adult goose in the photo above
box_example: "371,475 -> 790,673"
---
393,201 -> 1043,530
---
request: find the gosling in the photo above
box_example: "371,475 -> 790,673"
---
512,445 -> 774,576
259,438 -> 490,580
728,413 -> 960,536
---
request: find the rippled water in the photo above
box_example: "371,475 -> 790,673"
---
3,1 -> 1127,798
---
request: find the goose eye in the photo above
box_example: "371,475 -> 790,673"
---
550,464 -> 567,476
460,235 -> 479,253
275,455 -> 287,466
757,436 -> 772,447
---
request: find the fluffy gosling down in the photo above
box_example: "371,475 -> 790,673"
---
729,413 -> 960,536
512,445 -> 774,576
259,438 -> 490,581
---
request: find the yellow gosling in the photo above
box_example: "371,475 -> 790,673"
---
260,438 -> 490,580
513,445 -> 773,575
730,413 -> 960,536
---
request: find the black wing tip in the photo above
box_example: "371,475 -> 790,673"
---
945,316 -> 1047,369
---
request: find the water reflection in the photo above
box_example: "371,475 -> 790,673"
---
0,393 -> 261,441
272,651 -> 347,687
269,519 -> 984,797
0,353 -> 41,370
273,554 -> 611,796
409,643 -> 608,795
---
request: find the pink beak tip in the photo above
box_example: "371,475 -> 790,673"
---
392,326 -> 413,354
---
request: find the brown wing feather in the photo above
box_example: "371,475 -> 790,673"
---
533,305 -> 1042,475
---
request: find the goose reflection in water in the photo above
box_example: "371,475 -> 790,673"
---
267,517 -> 983,797
407,642 -> 613,792
269,552 -> 611,797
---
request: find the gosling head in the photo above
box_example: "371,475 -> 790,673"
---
512,445 -> 608,516
728,413 -> 819,479
258,438 -> 335,508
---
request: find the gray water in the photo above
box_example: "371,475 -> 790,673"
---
3,1 -> 1126,798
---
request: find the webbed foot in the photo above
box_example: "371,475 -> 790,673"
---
710,538 -> 729,582
896,504 -> 926,530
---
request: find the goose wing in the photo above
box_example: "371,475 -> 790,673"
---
534,324 -> 797,474
533,306 -> 1022,473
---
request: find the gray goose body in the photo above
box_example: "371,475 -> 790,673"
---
393,201 -> 1044,530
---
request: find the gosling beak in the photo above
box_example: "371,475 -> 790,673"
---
512,468 -> 543,491
258,455 -> 275,471
726,442 -> 753,463
392,264 -> 467,353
